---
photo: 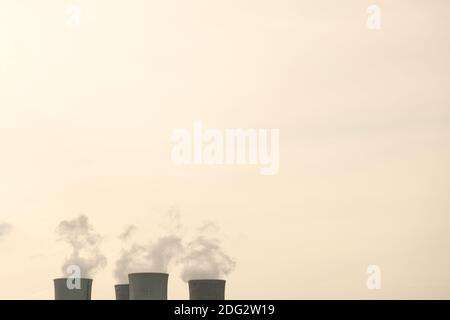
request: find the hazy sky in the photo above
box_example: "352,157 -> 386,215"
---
0,0 -> 449,299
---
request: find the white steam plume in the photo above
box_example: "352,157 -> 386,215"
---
119,225 -> 137,242
180,221 -> 236,282
114,224 -> 138,283
56,215 -> 107,278
114,208 -> 183,283
114,243 -> 143,284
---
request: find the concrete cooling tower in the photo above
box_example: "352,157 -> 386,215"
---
114,284 -> 129,300
189,279 -> 226,300
54,278 -> 93,300
128,272 -> 168,300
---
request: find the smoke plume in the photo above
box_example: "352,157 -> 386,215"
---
0,223 -> 12,240
119,225 -> 137,242
114,225 -> 139,283
56,215 -> 107,278
114,209 -> 236,283
180,221 -> 236,282
114,243 -> 142,284
114,208 -> 183,283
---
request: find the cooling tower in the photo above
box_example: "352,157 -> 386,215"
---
54,278 -> 93,300
114,284 -> 129,300
128,273 -> 168,300
189,279 -> 226,300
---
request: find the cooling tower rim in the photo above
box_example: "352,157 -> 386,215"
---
115,284 -> 129,287
188,279 -> 226,283
128,272 -> 169,276
53,278 -> 93,281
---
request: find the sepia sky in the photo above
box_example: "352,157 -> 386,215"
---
0,0 -> 449,299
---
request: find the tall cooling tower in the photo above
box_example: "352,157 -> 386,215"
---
114,284 -> 129,300
54,278 -> 93,300
189,280 -> 226,300
128,273 -> 168,300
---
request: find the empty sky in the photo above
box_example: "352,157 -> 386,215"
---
0,0 -> 449,299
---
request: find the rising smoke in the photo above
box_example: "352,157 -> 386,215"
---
180,221 -> 236,282
114,209 -> 236,283
114,236 -> 183,283
114,243 -> 143,284
119,225 -> 137,242
114,208 -> 183,283
114,225 -> 141,283
56,215 -> 107,278
0,222 -> 12,240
